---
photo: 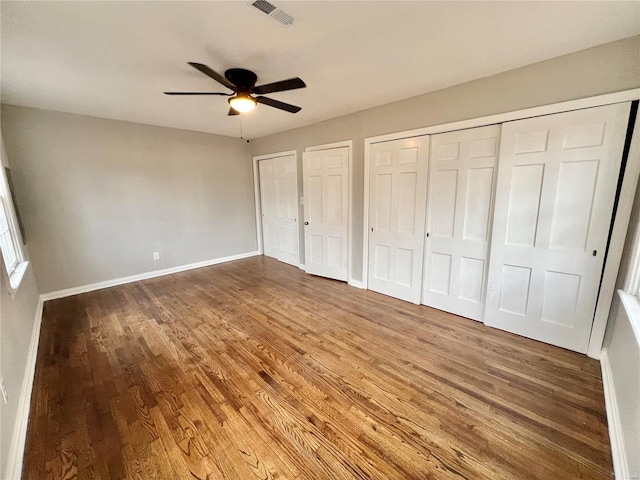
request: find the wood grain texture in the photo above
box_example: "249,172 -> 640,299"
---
22,256 -> 613,479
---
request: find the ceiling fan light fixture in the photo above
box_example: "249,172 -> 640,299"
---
166,63 -> 305,115
229,94 -> 256,113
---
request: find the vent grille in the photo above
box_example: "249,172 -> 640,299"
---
247,0 -> 295,26
270,9 -> 294,26
252,0 -> 276,15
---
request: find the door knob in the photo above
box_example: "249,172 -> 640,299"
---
304,222 -> 309,225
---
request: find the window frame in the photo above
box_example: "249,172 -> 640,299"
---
617,191 -> 640,350
0,135 -> 28,295
624,217 -> 640,297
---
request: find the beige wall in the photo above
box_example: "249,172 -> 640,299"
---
251,35 -> 640,282
0,264 -> 39,478
1,106 -> 257,293
0,133 -> 41,478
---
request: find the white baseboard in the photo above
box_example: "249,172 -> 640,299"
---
600,348 -> 629,480
348,279 -> 365,289
40,251 -> 260,301
4,298 -> 44,480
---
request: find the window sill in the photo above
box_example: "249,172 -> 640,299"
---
617,289 -> 640,347
7,260 -> 28,298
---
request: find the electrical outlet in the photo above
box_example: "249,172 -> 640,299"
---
0,378 -> 8,404
153,252 -> 161,261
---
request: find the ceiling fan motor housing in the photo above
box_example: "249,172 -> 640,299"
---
225,68 -> 258,91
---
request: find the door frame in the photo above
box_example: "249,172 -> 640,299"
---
362,88 -> 640,358
252,150 -> 299,264
304,140 -> 354,285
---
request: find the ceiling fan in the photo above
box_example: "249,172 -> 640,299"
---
164,62 -> 306,115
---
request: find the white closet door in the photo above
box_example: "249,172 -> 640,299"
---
259,154 -> 299,266
485,103 -> 631,353
368,136 -> 429,304
423,125 -> 501,321
302,147 -> 348,281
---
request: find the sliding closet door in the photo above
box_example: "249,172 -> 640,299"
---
423,125 -> 500,321
259,154 -> 299,266
368,136 -> 429,304
485,102 -> 631,353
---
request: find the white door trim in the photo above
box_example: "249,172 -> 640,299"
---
306,140 -> 354,153
366,89 -> 640,145
588,105 -> 640,358
304,140 -> 354,285
362,89 -> 640,359
252,150 -> 298,260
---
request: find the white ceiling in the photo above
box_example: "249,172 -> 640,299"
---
1,1 -> 639,139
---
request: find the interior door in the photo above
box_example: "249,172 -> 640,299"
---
259,154 -> 299,266
423,125 -> 501,321
368,136 -> 429,304
302,147 -> 349,281
485,102 -> 632,353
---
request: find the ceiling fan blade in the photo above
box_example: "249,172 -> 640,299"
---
252,78 -> 306,95
256,96 -> 301,113
164,92 -> 230,95
228,107 -> 240,116
188,62 -> 236,91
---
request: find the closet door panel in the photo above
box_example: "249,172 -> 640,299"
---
368,136 -> 429,303
423,125 -> 501,321
484,102 -> 631,353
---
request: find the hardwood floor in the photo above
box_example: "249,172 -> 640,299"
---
23,256 -> 612,479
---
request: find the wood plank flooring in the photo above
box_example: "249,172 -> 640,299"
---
22,256 -> 612,479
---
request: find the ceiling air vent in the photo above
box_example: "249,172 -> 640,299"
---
247,0 -> 295,26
